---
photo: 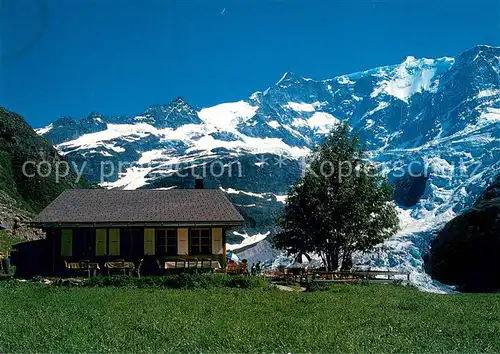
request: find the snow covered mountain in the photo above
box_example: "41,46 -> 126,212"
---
37,45 -> 500,290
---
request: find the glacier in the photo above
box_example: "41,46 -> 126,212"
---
37,45 -> 500,292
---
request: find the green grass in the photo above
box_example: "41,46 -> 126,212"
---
0,283 -> 498,353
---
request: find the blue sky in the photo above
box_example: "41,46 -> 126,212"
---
2,0 -> 499,128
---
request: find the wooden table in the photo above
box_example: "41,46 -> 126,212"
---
65,261 -> 100,277
164,260 -> 221,272
104,261 -> 135,276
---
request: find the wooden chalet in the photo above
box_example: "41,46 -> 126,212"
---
28,188 -> 244,275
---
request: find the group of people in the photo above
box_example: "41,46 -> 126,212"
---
250,261 -> 262,276
225,252 -> 263,275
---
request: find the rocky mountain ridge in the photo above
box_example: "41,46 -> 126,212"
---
0,107 -> 93,241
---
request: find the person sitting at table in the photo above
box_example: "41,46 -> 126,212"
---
255,261 -> 262,275
250,263 -> 257,276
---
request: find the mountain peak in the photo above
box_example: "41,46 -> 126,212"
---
141,97 -> 201,129
402,55 -> 418,65
86,112 -> 104,121
275,71 -> 304,86
145,97 -> 192,111
470,44 -> 499,51
53,116 -> 75,125
455,44 -> 500,68
399,55 -> 441,69
461,44 -> 500,58
172,96 -> 187,105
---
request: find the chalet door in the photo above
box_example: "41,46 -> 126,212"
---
73,229 -> 96,259
120,229 -> 144,259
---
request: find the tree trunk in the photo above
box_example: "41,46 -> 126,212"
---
341,252 -> 353,270
325,248 -> 339,272
319,252 -> 327,270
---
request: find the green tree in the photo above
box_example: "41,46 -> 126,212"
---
272,123 -> 399,270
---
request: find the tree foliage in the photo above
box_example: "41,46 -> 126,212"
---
272,123 -> 399,270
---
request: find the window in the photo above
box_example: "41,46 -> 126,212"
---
155,229 -> 177,256
73,229 -> 96,258
120,228 -> 144,258
189,228 -> 211,255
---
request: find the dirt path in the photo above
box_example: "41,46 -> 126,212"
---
273,284 -> 307,292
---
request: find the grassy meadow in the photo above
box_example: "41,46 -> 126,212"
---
0,281 -> 499,353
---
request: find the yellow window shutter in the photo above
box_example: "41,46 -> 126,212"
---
177,228 -> 188,255
95,229 -> 107,256
61,229 -> 73,257
144,228 -> 155,255
109,229 -> 120,256
211,228 -> 223,255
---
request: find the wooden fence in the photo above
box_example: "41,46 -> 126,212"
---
265,268 -> 411,285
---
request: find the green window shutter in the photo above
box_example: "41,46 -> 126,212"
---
95,229 -> 107,256
211,227 -> 223,255
109,229 -> 120,256
61,229 -> 73,257
144,228 -> 155,255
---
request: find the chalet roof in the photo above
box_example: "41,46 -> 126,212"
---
31,189 -> 244,227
